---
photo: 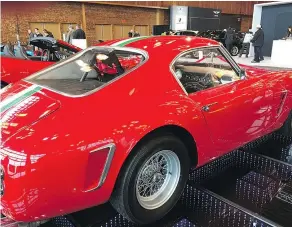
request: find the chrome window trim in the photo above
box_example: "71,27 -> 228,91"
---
25,46 -> 149,98
169,44 -> 242,96
84,143 -> 116,192
218,43 -> 242,74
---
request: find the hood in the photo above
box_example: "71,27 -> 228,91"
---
1,83 -> 60,143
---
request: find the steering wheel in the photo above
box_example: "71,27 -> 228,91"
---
41,49 -> 50,61
203,72 -> 219,87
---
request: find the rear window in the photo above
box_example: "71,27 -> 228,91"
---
26,47 -> 146,96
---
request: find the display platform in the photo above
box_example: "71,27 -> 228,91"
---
233,56 -> 292,70
2,134 -> 292,227
271,40 -> 292,67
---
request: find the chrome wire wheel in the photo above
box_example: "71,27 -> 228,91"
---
135,150 -> 181,210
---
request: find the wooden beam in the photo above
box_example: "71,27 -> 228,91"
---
83,1 -> 169,10
156,9 -> 159,25
81,3 -> 87,31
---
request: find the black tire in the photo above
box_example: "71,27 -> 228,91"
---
277,112 -> 292,136
1,81 -> 8,89
231,46 -> 239,56
110,135 -> 190,225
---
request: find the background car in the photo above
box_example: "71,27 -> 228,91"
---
1,36 -> 292,226
1,37 -> 81,88
174,30 -> 199,36
197,29 -> 244,56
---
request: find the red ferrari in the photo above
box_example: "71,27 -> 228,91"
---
1,37 -> 81,88
1,36 -> 292,226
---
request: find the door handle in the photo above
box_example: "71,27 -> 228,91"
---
202,102 -> 218,112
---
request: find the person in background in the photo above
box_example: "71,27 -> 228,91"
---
238,29 -> 253,58
128,29 -> 134,37
224,26 -> 235,54
285,26 -> 292,39
134,31 -> 140,37
34,28 -> 43,37
72,24 -> 86,39
66,25 -> 74,44
27,29 -> 34,42
250,24 -> 264,63
43,29 -> 54,38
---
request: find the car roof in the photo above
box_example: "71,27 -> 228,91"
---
99,36 -> 219,61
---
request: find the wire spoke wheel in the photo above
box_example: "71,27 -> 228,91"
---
136,150 -> 181,210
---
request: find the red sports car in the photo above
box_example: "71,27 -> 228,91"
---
1,37 -> 81,88
1,36 -> 292,226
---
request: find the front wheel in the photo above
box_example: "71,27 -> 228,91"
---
110,135 -> 190,225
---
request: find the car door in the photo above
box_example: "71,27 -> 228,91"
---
173,46 -> 268,154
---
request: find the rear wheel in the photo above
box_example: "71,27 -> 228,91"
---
231,45 -> 239,56
110,135 -> 190,225
277,112 -> 292,136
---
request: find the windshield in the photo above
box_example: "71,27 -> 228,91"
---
26,47 -> 146,96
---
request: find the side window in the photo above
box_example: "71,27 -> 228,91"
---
173,48 -> 240,94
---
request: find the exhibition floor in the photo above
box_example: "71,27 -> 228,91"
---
11,133 -> 289,227
234,56 -> 292,70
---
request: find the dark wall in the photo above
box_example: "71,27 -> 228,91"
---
188,7 -> 221,31
261,3 -> 292,56
220,14 -> 241,31
153,25 -> 170,35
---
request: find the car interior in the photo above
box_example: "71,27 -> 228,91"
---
27,48 -> 145,95
3,44 -> 15,57
1,40 -> 76,62
173,52 -> 239,94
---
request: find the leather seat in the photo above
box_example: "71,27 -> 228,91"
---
15,46 -> 29,59
3,44 -> 15,57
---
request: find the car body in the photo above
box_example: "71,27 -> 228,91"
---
1,37 -> 81,87
1,36 -> 292,225
197,29 -> 244,56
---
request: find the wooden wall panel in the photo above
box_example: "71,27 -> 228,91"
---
100,1 -> 269,15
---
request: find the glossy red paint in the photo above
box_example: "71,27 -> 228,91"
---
1,36 -> 292,223
0,39 -> 80,85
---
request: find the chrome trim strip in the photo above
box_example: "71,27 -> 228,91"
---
84,143 -> 116,192
219,44 -> 242,74
24,46 -> 149,98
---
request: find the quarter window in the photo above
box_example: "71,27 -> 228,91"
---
27,48 -> 145,96
172,48 -> 240,94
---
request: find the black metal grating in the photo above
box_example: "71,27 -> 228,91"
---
181,185 -> 275,227
188,151 -> 237,184
51,216 -> 75,227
